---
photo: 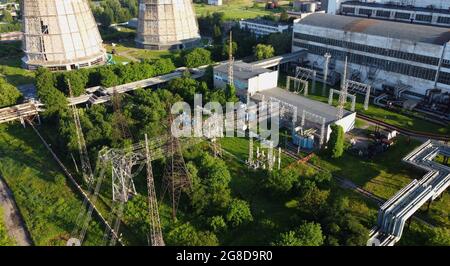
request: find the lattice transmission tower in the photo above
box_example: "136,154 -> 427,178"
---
68,80 -> 94,185
161,115 -> 192,220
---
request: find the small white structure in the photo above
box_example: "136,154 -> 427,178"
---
213,61 -> 279,96
208,0 -> 222,6
239,19 -> 290,37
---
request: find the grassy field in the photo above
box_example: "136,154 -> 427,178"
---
194,2 -> 280,20
104,42 -> 181,65
218,136 -> 380,244
307,135 -> 450,228
279,73 -> 449,135
0,206 -> 15,246
0,124 -> 105,246
0,56 -> 35,86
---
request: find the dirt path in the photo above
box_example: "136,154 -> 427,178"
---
0,175 -> 33,246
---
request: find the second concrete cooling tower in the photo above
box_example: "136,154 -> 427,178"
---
21,0 -> 106,71
136,0 -> 201,50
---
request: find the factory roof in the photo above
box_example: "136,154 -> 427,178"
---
258,87 -> 353,124
214,61 -> 273,80
342,1 -> 450,15
297,13 -> 450,45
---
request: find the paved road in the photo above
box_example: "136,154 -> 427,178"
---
0,175 -> 33,246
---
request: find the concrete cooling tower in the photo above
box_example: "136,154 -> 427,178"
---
135,0 -> 201,50
21,0 -> 106,71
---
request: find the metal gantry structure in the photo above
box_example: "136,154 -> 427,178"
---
300,110 -> 326,146
294,66 -> 317,94
346,80 -> 371,111
286,76 -> 309,96
329,89 -> 356,112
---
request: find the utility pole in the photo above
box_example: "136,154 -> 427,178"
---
337,56 -> 349,119
228,30 -> 234,86
323,53 -> 331,97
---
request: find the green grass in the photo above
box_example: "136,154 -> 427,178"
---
308,136 -> 450,228
104,43 -> 181,64
0,206 -> 16,246
219,136 -> 381,244
0,56 -> 35,86
0,123 -> 104,245
194,2 -> 282,20
279,73 -> 449,135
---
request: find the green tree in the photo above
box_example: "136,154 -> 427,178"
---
209,216 -> 227,233
267,32 -> 292,55
254,44 -> 275,60
225,84 -> 239,103
0,77 -> 22,108
265,168 -> 298,195
427,228 -> 450,246
1,10 -> 13,23
166,222 -> 219,246
35,68 -> 68,117
296,222 -> 324,246
60,71 -> 88,96
99,67 -> 119,87
272,231 -> 302,246
226,199 -> 253,227
273,222 -> 324,246
213,25 -> 222,44
222,41 -> 237,58
279,11 -> 289,22
183,48 -> 213,68
328,124 -> 344,158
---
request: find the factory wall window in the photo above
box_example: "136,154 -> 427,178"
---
415,14 -> 432,22
438,72 -> 450,85
437,16 -> 450,24
341,7 -> 355,14
375,10 -> 391,18
358,8 -> 373,16
292,41 -> 446,84
293,32 -> 440,66
394,12 -> 411,20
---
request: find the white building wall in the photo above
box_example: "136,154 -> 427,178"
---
248,71 -> 279,93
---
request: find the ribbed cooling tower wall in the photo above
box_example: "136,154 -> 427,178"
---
136,0 -> 201,50
21,0 -> 106,71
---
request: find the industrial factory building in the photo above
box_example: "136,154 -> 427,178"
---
135,0 -> 201,50
21,0 -> 107,71
338,1 -> 450,27
292,13 -> 450,100
325,0 -> 450,21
